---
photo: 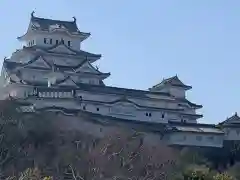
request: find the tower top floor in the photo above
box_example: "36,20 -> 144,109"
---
17,11 -> 91,51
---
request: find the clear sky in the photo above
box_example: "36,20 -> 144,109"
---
0,0 -> 239,124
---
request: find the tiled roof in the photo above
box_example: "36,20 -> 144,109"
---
22,43 -> 101,59
151,75 -> 192,90
3,58 -> 110,80
219,112 -> 240,125
177,98 -> 202,109
30,11 -> 89,35
45,41 -> 101,58
167,122 -> 224,134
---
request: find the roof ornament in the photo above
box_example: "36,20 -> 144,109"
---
31,11 -> 35,18
72,16 -> 76,23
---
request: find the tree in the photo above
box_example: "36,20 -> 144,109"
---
58,127 -> 179,180
213,172 -> 235,180
0,99 -> 27,176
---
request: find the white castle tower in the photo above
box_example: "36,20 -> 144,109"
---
0,12 -> 203,124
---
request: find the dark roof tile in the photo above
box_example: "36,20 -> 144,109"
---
220,112 -> 240,125
151,75 -> 192,90
30,11 -> 80,33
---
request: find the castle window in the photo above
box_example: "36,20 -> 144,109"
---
146,113 -> 148,116
149,113 -> 152,117
83,106 -> 86,110
161,113 -> 165,118
96,108 -> 99,111
89,79 -> 95,84
236,130 -> 240,135
196,136 -> 202,141
44,38 -> 47,44
208,136 -> 214,141
68,41 -> 71,46
56,40 -> 59,44
50,39 -> 52,44
32,40 -> 34,45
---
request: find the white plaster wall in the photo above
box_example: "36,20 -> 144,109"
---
131,98 -> 178,109
30,98 -> 169,123
76,91 -> 197,123
167,132 -> 224,148
3,84 -> 33,98
76,91 -> 120,102
151,86 -> 186,98
222,127 -> 240,141
34,32 -> 82,51
169,87 -> 186,98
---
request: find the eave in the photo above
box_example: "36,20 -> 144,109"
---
177,98 -> 202,109
17,28 -> 90,42
17,30 -> 34,41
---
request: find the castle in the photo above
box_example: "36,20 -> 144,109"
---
0,12 -> 239,148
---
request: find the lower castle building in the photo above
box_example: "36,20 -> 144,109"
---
0,12 -> 238,148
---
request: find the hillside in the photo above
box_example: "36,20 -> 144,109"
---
0,100 -> 239,180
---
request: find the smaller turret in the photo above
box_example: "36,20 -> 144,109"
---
149,75 -> 192,98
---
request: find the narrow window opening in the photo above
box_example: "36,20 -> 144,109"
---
146,113 -> 148,116
161,113 -> 165,118
68,41 -> 71,46
83,106 -> 86,110
50,39 -> 52,44
96,108 -> 99,111
56,40 -> 59,44
149,113 -> 152,117
44,38 -> 47,44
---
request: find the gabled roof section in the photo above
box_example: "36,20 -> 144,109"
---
151,75 -> 192,90
177,98 -> 203,109
18,11 -> 90,40
3,55 -> 52,71
166,122 -> 224,134
30,11 -> 79,33
42,41 -> 101,60
20,45 -> 101,63
23,56 -> 52,69
220,112 -> 240,125
55,76 -> 78,87
108,96 -> 139,106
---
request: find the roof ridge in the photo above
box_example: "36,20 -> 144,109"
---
31,11 -> 75,23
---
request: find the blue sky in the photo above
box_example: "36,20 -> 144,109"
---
0,0 -> 239,123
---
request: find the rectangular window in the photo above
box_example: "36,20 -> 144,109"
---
56,40 -> 59,44
44,38 -> 47,44
68,41 -> 71,46
50,39 -> 52,44
196,136 -> 202,141
236,130 -> 240,135
62,40 -> 64,44
208,136 -> 214,141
